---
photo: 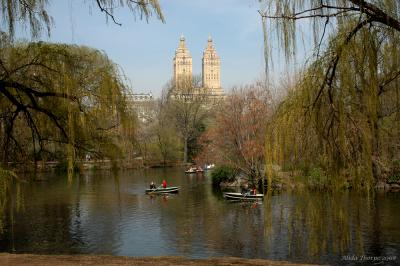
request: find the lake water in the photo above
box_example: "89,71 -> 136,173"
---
0,168 -> 399,265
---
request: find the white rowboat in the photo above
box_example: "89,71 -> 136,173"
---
145,186 -> 179,194
224,192 -> 263,201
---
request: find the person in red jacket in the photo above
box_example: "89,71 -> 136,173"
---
162,179 -> 167,188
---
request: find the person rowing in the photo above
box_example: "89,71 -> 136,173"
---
149,181 -> 156,189
162,179 -> 167,189
241,183 -> 250,195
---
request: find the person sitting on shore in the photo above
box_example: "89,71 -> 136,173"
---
162,179 -> 167,188
150,181 -> 156,189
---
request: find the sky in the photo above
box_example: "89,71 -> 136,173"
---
15,0 -> 307,96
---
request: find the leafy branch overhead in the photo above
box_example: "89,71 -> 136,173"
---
0,0 -> 164,38
259,0 -> 400,74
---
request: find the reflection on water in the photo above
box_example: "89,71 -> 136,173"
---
0,168 -> 399,265
263,191 -> 400,264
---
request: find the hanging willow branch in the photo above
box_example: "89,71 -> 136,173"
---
0,0 -> 165,39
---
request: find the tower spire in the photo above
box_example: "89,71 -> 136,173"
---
207,35 -> 213,48
173,35 -> 192,90
202,36 -> 221,94
179,34 -> 186,48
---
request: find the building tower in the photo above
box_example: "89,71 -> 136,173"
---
173,35 -> 192,89
202,36 -> 221,95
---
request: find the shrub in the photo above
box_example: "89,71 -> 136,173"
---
388,160 -> 400,183
307,167 -> 328,189
388,174 -> 400,183
211,165 -> 236,186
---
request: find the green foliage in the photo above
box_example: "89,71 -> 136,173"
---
261,1 -> 400,190
211,165 -> 236,186
187,121 -> 207,162
265,20 -> 400,190
260,1 -> 400,78
388,173 -> 400,183
0,41 -> 136,167
133,97 -> 184,165
307,167 -> 328,190
388,160 -> 400,183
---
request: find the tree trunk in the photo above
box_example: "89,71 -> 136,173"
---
371,118 -> 380,181
370,43 -> 380,185
183,136 -> 188,163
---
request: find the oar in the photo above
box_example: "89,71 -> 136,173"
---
148,184 -> 162,194
242,192 -> 249,200
242,189 -> 258,200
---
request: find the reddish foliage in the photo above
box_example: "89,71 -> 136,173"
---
196,85 -> 271,180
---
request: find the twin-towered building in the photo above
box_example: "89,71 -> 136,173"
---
173,35 -> 223,96
129,36 -> 222,124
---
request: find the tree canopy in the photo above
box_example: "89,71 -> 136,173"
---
197,83 -> 271,184
261,0 -> 400,189
0,41 -> 135,167
0,0 -> 164,169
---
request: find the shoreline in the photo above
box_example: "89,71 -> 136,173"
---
6,161 -> 399,192
0,253 -> 317,265
6,160 -> 192,173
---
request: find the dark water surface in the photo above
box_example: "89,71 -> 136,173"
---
0,168 -> 399,265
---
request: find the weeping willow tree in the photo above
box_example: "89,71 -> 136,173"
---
0,0 -> 160,236
0,0 -> 164,39
0,0 -> 164,170
262,1 -> 400,189
267,32 -> 400,189
0,41 -> 135,171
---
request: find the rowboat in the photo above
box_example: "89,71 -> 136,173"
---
185,169 -> 196,174
145,186 -> 179,194
224,192 -> 264,201
204,163 -> 215,170
185,167 -> 203,173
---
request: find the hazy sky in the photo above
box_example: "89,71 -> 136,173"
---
17,0 -> 298,96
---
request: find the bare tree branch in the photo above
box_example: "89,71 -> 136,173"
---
95,0 -> 122,26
